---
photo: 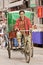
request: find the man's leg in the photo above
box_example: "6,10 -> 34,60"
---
25,35 -> 31,57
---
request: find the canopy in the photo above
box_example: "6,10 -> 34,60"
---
8,11 -> 34,32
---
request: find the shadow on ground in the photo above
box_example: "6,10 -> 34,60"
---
33,44 -> 43,48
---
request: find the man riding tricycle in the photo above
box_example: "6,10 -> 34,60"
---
7,10 -> 34,63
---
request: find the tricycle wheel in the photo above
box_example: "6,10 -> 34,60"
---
8,48 -> 11,58
31,42 -> 33,57
31,47 -> 33,57
24,41 -> 30,63
7,40 -> 11,58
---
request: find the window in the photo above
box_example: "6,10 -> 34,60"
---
42,18 -> 43,24
41,0 -> 43,5
39,18 -> 43,24
37,0 -> 41,6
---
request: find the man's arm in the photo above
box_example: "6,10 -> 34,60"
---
28,18 -> 32,28
27,18 -> 32,33
14,19 -> 19,31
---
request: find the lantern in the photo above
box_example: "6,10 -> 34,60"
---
37,6 -> 43,18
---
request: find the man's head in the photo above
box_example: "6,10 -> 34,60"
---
19,10 -> 25,20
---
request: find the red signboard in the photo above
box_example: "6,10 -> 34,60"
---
37,6 -> 43,18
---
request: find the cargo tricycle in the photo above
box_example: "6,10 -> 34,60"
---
7,11 -> 34,63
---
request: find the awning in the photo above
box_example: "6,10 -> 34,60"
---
8,0 -> 23,8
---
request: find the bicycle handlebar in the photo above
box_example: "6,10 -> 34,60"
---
19,30 -> 30,32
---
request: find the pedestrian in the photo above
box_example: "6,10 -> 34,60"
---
14,10 -> 32,47
2,19 -> 8,47
24,0 -> 29,8
0,21 -> 5,48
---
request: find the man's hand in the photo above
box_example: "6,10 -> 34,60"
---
15,28 -> 19,31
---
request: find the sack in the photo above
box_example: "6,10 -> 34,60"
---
13,38 -> 18,47
9,31 -> 16,39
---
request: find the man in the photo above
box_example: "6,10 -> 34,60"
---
0,21 -> 4,47
2,18 -> 8,47
15,10 -> 32,47
25,0 -> 29,8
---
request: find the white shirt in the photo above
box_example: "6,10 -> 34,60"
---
0,24 -> 2,28
0,28 -> 4,35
